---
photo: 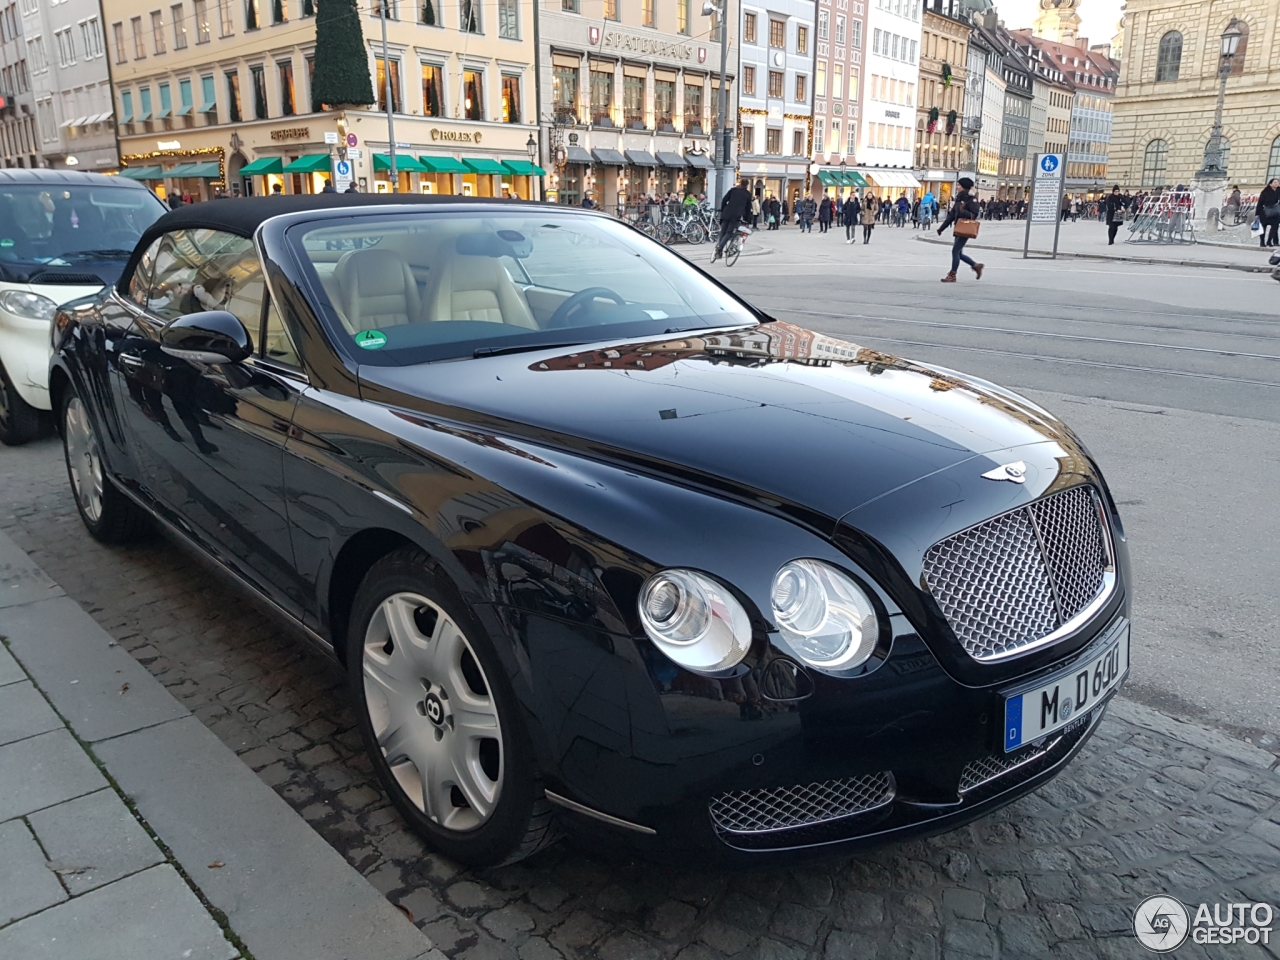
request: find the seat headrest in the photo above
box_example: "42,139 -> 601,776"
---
339,249 -> 409,296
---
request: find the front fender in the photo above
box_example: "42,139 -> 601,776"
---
0,310 -> 52,410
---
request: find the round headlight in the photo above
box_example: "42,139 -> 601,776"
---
638,569 -> 752,675
771,560 -> 878,672
0,290 -> 57,322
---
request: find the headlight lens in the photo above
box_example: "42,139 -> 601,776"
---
0,290 -> 58,322
771,560 -> 878,672
638,569 -> 752,674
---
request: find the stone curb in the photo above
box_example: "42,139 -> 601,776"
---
913,234 -> 1274,273
0,530 -> 444,960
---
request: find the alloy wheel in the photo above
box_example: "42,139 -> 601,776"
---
64,396 -> 104,523
362,592 -> 503,832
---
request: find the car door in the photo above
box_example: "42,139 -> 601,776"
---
114,227 -> 308,618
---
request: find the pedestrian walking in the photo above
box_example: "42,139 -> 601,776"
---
1060,193 -> 1071,222
842,193 -> 860,243
799,195 -> 817,233
860,193 -> 878,243
781,198 -> 790,225
937,177 -> 984,282
1257,178 -> 1280,248
712,178 -> 753,262
751,193 -> 762,229
818,195 -> 833,233
321,179 -> 336,194
1104,185 -> 1126,245
920,189 -> 935,229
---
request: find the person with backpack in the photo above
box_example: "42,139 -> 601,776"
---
937,177 -> 984,282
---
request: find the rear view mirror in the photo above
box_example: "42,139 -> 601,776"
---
160,310 -> 253,364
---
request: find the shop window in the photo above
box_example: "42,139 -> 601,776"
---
683,82 -> 702,133
1155,32 -> 1181,82
376,57 -> 402,113
422,64 -> 444,116
655,77 -> 675,129
591,68 -> 613,125
279,61 -> 295,116
501,75 -> 520,123
553,65 -> 579,123
623,74 -> 644,128
463,69 -> 482,120
498,0 -> 517,37
251,63 -> 267,119
1141,139 -> 1167,187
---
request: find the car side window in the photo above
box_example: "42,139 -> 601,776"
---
145,229 -> 264,338
261,298 -> 301,369
128,238 -> 162,306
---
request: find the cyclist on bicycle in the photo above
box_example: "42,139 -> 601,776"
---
712,179 -> 754,262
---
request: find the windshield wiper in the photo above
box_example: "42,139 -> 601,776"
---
62,249 -> 135,261
473,341 -> 586,358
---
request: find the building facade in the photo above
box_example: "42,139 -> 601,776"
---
539,0 -> 729,209
20,0 -> 117,172
1,0 -> 39,167
1110,0 -> 1278,194
971,14 -> 1004,197
104,0 -> 542,202
809,0 -> 866,197
738,0 -> 812,208
996,28 -> 1032,199
914,0 -> 969,202
857,0 -> 922,180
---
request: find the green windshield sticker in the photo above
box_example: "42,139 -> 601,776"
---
355,330 -> 387,350
0,239 -> 13,248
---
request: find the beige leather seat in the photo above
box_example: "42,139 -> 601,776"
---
335,249 -> 421,331
427,249 -> 536,328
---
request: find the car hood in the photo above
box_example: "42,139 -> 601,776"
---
357,322 -> 1084,530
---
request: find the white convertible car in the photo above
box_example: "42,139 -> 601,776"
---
0,169 -> 165,444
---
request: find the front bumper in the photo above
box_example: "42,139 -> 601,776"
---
511,604 -> 1128,860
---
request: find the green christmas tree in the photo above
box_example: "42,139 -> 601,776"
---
311,0 -> 374,111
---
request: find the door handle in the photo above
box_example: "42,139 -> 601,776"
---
119,354 -> 146,368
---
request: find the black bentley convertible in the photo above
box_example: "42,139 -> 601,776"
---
51,195 -> 1130,866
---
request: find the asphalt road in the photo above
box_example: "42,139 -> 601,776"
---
702,220 -> 1280,737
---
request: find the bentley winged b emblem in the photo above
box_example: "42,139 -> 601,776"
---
981,461 -> 1027,483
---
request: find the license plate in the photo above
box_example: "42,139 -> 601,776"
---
1003,624 -> 1129,752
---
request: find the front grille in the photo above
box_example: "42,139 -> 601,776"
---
959,740 -> 1056,794
921,485 -> 1112,662
709,772 -> 895,835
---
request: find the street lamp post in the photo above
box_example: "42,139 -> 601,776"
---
1196,18 -> 1243,181
526,133 -> 539,201
839,159 -> 847,198
378,0 -> 397,191
702,0 -> 732,210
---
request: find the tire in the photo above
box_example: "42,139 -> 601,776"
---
725,238 -> 741,266
347,547 -> 559,866
0,358 -> 41,446
61,387 -> 150,543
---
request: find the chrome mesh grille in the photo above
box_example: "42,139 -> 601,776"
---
1029,487 -> 1107,620
709,772 -> 895,834
959,742 -> 1053,794
922,485 -> 1110,662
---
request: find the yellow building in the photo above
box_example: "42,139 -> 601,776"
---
103,0 -> 542,201
1110,0 -> 1280,191
914,0 -> 970,203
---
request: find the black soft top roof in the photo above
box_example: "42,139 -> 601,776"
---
144,193 -> 540,240
119,193 -> 543,294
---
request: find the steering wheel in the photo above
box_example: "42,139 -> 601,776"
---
545,286 -> 627,329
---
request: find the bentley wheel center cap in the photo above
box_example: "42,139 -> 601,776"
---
423,692 -> 445,726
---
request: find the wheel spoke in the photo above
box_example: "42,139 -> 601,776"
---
448,731 -> 498,820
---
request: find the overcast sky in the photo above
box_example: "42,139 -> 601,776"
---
994,0 -> 1125,47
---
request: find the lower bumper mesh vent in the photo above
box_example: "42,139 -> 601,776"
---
709,772 -> 895,834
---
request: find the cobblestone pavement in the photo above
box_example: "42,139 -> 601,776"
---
5,437 -> 1280,960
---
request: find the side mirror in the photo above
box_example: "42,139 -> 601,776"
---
160,310 -> 253,364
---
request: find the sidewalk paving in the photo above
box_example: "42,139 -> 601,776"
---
0,531 -> 444,960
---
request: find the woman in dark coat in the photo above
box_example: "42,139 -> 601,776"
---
818,195 -> 834,233
1257,178 -> 1280,248
842,194 -> 860,244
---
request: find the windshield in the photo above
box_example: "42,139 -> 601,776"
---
0,184 -> 166,282
286,210 -> 757,364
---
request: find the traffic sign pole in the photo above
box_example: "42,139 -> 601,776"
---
1023,153 -> 1065,260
